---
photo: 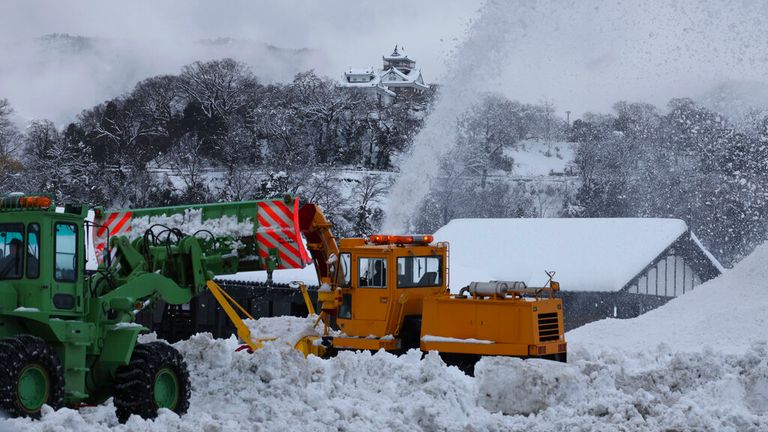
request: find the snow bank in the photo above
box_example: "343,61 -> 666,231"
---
434,217 -> 690,292
2,335 -> 493,432
244,315 -> 323,346
5,333 -> 765,431
476,343 -> 768,430
568,243 -> 768,354
4,244 -> 768,431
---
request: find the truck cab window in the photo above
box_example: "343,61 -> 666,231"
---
54,223 -> 77,282
337,253 -> 351,287
27,224 -> 39,278
397,256 -> 442,288
359,257 -> 387,288
0,224 -> 24,279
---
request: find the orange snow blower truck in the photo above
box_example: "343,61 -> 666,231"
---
298,203 -> 567,373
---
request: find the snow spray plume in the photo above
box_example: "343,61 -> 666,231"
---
383,0 -> 531,231
384,0 -> 768,231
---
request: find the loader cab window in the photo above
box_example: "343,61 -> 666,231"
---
359,257 -> 387,288
0,224 -> 24,279
397,256 -> 442,288
337,253 -> 351,287
54,223 -> 77,282
26,224 -> 40,279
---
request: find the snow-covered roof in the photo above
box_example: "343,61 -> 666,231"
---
383,45 -> 410,60
224,218 -> 721,293
380,67 -> 428,89
433,218 -> 708,293
346,67 -> 375,75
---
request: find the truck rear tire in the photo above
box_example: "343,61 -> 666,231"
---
0,335 -> 64,418
114,342 -> 190,423
439,353 -> 480,376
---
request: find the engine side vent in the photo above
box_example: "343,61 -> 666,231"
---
538,312 -> 560,342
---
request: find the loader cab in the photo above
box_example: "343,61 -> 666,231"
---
0,195 -> 88,319
334,235 -> 447,338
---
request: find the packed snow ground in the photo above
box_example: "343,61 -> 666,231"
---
3,246 -> 768,431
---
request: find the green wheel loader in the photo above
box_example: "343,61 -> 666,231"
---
0,194 -> 311,421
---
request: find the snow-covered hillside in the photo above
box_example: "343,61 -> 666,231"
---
4,243 -> 767,431
506,140 -> 576,177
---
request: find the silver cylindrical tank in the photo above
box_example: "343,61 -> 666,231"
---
468,280 -> 527,296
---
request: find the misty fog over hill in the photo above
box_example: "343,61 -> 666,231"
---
0,33 -> 323,124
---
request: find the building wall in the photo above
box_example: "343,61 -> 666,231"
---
560,235 -> 722,331
626,254 -> 701,297
558,291 -> 672,331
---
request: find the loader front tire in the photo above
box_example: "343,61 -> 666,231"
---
114,342 -> 190,423
0,335 -> 64,418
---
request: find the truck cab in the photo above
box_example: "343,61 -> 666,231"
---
332,235 -> 446,350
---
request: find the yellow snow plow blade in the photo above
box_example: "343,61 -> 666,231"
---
206,280 -> 266,352
207,280 -> 327,357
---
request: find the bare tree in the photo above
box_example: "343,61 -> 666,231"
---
131,75 -> 184,136
0,99 -> 22,157
167,133 -> 211,203
0,99 -> 23,190
178,59 -> 260,119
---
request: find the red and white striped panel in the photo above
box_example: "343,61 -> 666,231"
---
256,198 -> 311,270
93,211 -> 133,264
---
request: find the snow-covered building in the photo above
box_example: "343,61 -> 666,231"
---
341,45 -> 429,103
433,218 -> 724,329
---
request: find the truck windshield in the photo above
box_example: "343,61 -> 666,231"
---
0,224 -> 24,279
397,256 -> 442,288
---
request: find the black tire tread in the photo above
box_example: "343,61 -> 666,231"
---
113,342 -> 191,423
0,335 -> 64,418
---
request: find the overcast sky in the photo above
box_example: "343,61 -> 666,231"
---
0,0 -> 478,78
2,0 -> 768,124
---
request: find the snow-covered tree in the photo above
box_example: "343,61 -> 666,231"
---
0,99 -> 23,190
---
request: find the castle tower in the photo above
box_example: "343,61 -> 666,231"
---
342,44 -> 429,103
382,45 -> 416,73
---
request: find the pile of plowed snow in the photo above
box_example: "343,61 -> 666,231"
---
568,243 -> 768,354
3,246 -> 768,431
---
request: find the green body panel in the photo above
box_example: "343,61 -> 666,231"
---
0,194 -> 300,407
118,196 -> 296,274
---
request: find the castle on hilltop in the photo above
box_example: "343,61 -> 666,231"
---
341,45 -> 429,103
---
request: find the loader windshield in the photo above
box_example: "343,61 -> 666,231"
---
0,224 -> 24,279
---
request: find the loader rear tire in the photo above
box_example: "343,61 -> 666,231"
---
0,335 -> 64,418
114,342 -> 190,423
